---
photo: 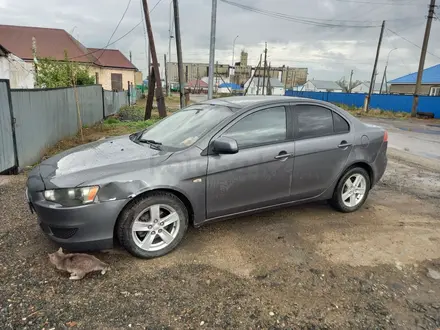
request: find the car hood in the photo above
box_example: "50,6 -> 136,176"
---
37,135 -> 172,189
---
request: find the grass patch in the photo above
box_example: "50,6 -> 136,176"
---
335,103 -> 411,119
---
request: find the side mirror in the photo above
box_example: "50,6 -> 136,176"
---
211,136 -> 239,154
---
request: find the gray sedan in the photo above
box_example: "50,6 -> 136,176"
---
26,96 -> 388,258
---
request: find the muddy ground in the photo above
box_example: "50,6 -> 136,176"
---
1,152 -> 440,329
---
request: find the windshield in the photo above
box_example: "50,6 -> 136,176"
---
139,104 -> 234,149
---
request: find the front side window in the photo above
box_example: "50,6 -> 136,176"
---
139,104 -> 234,150
222,106 -> 287,148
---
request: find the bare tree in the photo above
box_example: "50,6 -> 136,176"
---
336,78 -> 362,93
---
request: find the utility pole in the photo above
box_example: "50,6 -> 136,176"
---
147,44 -> 151,77
142,0 -> 166,118
130,51 -> 132,63
256,54 -> 262,95
244,56 -> 261,95
411,0 -> 436,117
168,0 -> 173,96
348,69 -> 354,93
164,54 -> 169,97
364,20 -> 385,112
173,0 -> 185,108
208,0 -> 218,99
262,43 -> 268,96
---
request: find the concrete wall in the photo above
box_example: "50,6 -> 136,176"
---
90,66 -> 136,91
0,55 -> 34,88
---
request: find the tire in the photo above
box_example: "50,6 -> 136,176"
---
117,192 -> 189,259
330,167 -> 371,213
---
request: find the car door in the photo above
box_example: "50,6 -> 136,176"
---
206,105 -> 295,219
291,104 -> 353,200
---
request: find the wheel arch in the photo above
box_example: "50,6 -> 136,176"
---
113,187 -> 195,240
338,161 -> 374,190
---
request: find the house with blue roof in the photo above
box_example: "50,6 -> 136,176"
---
389,64 -> 440,96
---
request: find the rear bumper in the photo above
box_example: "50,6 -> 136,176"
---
371,141 -> 388,187
28,190 -> 127,251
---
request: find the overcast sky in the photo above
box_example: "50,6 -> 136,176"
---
1,0 -> 439,83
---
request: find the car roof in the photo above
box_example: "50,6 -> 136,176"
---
199,95 -> 328,109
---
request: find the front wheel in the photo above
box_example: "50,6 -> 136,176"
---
330,167 -> 370,213
117,192 -> 189,258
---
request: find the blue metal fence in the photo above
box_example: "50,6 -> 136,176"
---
285,90 -> 440,118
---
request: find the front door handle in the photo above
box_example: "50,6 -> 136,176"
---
274,152 -> 293,160
338,141 -> 352,149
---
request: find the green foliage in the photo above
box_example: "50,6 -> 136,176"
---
103,117 -> 158,130
36,52 -> 95,88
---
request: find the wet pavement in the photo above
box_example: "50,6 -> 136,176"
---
360,118 -> 440,161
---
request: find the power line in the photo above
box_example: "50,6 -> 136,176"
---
387,28 -> 440,60
219,0 -> 381,27
70,0 -> 164,60
95,0 -> 132,62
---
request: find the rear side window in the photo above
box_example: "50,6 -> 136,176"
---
332,112 -> 350,133
295,105 -> 333,139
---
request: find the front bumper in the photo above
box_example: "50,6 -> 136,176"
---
27,189 -> 127,251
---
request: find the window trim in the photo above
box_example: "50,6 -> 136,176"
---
292,103 -> 351,141
207,104 -> 293,153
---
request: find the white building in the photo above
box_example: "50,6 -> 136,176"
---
244,77 -> 285,96
303,80 -> 342,92
0,44 -> 34,88
351,81 -> 384,94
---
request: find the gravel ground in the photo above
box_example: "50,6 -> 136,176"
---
1,152 -> 440,329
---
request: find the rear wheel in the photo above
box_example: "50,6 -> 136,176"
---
330,167 -> 370,213
117,192 -> 188,258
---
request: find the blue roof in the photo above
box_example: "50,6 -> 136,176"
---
389,64 -> 440,84
218,83 -> 242,90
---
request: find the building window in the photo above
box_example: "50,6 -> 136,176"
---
95,72 -> 99,84
429,87 -> 440,96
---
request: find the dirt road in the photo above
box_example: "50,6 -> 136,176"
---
1,146 -> 440,329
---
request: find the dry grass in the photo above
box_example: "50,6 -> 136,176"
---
42,118 -> 159,160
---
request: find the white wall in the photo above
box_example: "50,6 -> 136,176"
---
0,55 -> 34,88
271,87 -> 285,96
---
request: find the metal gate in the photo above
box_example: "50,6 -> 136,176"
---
0,79 -> 17,173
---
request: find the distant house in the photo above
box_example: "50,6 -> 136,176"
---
185,79 -> 208,93
244,77 -> 285,95
0,44 -> 34,88
351,81 -> 384,94
217,82 -> 242,94
0,24 -> 139,91
389,64 -> 440,96
267,78 -> 285,96
303,80 -> 342,92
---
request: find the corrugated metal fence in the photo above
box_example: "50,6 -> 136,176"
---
0,83 -> 128,171
104,90 -> 128,117
0,80 -> 18,173
285,90 -> 440,118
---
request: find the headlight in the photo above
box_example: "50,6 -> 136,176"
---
43,186 -> 99,206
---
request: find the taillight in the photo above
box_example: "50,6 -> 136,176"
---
383,131 -> 388,142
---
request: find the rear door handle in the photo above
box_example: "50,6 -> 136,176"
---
274,152 -> 293,160
338,141 -> 352,149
